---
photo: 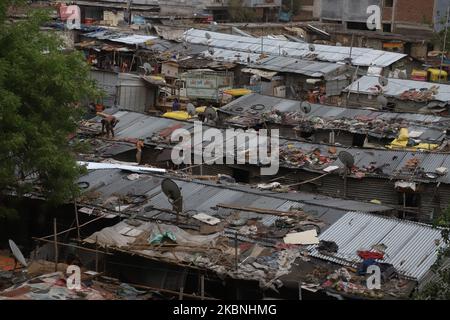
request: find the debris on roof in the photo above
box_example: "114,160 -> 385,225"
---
78,108 -> 450,184
220,93 -> 448,144
345,76 -> 450,103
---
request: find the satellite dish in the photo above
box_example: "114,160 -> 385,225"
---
9,239 -> 28,268
142,63 -> 153,75
377,95 -> 388,109
309,44 -> 316,52
204,106 -> 218,124
144,23 -> 153,33
162,178 -> 181,201
379,76 -> 389,87
205,32 -> 212,40
161,178 -> 183,222
344,57 -> 352,65
187,103 -> 196,116
338,151 -> 355,169
300,101 -> 312,114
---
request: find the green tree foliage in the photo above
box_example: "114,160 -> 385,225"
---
0,1 -> 97,216
414,208 -> 450,299
228,0 -> 257,23
282,0 -> 302,15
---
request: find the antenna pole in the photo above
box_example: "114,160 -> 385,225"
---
349,33 -> 354,62
261,26 -> 264,54
439,6 -> 449,84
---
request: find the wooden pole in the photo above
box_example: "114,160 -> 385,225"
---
126,282 -> 217,300
343,168 -> 348,199
103,245 -> 108,273
439,7 -> 449,84
32,237 -> 113,255
234,232 -> 238,271
298,282 -> 302,300
74,200 -> 80,240
95,236 -> 99,272
53,218 -> 58,271
179,286 -> 184,300
200,274 -> 205,301
349,33 -> 354,61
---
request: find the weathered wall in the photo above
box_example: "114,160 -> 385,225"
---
321,0 -> 380,22
434,0 -> 449,32
271,169 -> 449,222
90,70 -> 119,107
117,73 -> 156,113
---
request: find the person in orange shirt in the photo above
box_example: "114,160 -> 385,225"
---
136,139 -> 144,164
307,90 -> 317,104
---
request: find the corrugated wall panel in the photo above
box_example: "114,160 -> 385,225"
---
90,70 -> 118,107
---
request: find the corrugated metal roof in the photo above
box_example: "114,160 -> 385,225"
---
203,49 -> 347,77
279,139 -> 450,183
84,30 -> 158,45
184,29 -> 406,67
345,76 -> 450,102
220,93 -> 447,142
88,107 -> 192,141
308,211 -> 445,281
78,169 -> 393,226
83,108 -> 450,184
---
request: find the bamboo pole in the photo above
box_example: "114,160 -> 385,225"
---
53,218 -> 58,271
234,232 -> 238,271
32,237 -> 113,255
74,200 -> 81,240
200,274 -> 205,301
95,236 -> 99,272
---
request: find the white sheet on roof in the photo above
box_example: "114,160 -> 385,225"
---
85,221 -> 221,248
109,35 -> 158,45
78,161 -> 167,173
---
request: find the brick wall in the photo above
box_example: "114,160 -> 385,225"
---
394,0 -> 434,25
